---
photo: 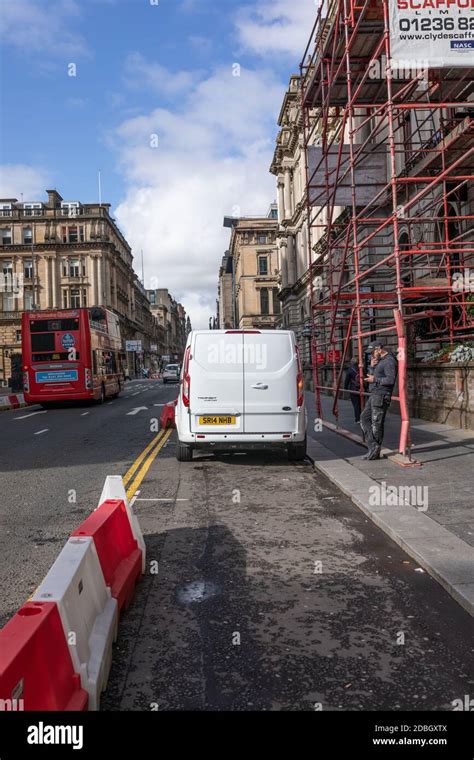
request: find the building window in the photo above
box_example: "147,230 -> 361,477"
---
70,288 -> 81,308
3,292 -> 14,311
16,330 -> 21,342
0,205 -> 12,217
23,227 -> 33,245
402,112 -> 412,167
82,289 -> 87,306
257,234 -> 267,245
24,289 -> 34,311
62,226 -> 85,244
63,290 -> 68,309
23,204 -> 42,216
62,258 -> 85,277
260,288 -> 269,315
258,256 -> 268,275
61,202 -> 81,217
272,288 -> 281,314
2,260 -> 13,276
69,259 -> 80,277
24,259 -> 33,279
0,228 -> 12,245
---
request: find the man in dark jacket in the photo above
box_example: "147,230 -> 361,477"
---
344,358 -> 361,422
360,342 -> 398,460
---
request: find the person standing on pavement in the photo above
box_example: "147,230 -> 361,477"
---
344,358 -> 361,423
360,342 -> 398,460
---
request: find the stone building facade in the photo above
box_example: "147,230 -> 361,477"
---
0,189 -> 158,384
217,252 -> 234,329
270,75 -> 344,380
223,207 -> 281,330
147,288 -> 190,363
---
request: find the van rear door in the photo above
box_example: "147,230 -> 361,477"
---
243,332 -> 298,433
189,332 -> 244,434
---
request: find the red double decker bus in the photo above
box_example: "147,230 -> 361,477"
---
22,307 -> 124,407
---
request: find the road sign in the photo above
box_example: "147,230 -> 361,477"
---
126,341 -> 142,352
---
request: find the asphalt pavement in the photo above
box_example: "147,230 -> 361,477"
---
102,439 -> 474,711
1,382 -> 473,711
0,379 -> 178,627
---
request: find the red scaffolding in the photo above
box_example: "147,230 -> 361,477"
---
300,0 -> 474,459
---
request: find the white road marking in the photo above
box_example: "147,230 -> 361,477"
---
81,412 -> 90,416
129,490 -> 140,508
14,411 -> 47,420
126,406 -> 148,416
132,392 -> 141,397
154,404 -> 165,407
34,429 -> 49,435
135,498 -> 189,502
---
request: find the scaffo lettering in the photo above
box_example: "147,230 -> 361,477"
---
389,0 -> 474,67
398,0 -> 474,7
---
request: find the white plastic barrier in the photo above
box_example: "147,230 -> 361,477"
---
98,475 -> 146,573
32,536 -> 118,711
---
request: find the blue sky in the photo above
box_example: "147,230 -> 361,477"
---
0,0 -> 315,327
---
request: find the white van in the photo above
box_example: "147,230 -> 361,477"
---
175,329 -> 307,461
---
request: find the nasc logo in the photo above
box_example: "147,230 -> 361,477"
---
451,40 -> 474,49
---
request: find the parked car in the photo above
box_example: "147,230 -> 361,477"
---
175,329 -> 307,461
162,364 -> 180,384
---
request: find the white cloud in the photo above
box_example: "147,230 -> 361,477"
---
113,64 -> 283,329
0,0 -> 89,58
235,0 -> 316,59
0,165 -> 52,201
123,53 -> 199,97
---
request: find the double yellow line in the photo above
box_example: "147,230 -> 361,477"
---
124,427 -> 173,501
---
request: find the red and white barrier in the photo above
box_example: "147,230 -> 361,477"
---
0,474 -> 146,711
0,393 -> 28,411
0,601 -> 88,711
72,499 -> 142,614
98,475 -> 146,572
32,537 -> 118,711
160,398 -> 178,430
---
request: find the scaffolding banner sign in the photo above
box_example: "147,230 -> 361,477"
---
389,0 -> 474,67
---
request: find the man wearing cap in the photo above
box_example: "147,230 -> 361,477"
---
360,342 -> 398,460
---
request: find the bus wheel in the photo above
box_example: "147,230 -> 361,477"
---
111,381 -> 121,399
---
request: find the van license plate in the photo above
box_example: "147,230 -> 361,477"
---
199,415 -> 236,425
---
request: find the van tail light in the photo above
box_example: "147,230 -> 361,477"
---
23,371 -> 29,393
182,346 -> 191,408
85,368 -> 92,390
296,345 -> 304,407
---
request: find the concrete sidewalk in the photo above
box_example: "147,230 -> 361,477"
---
305,392 -> 474,616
